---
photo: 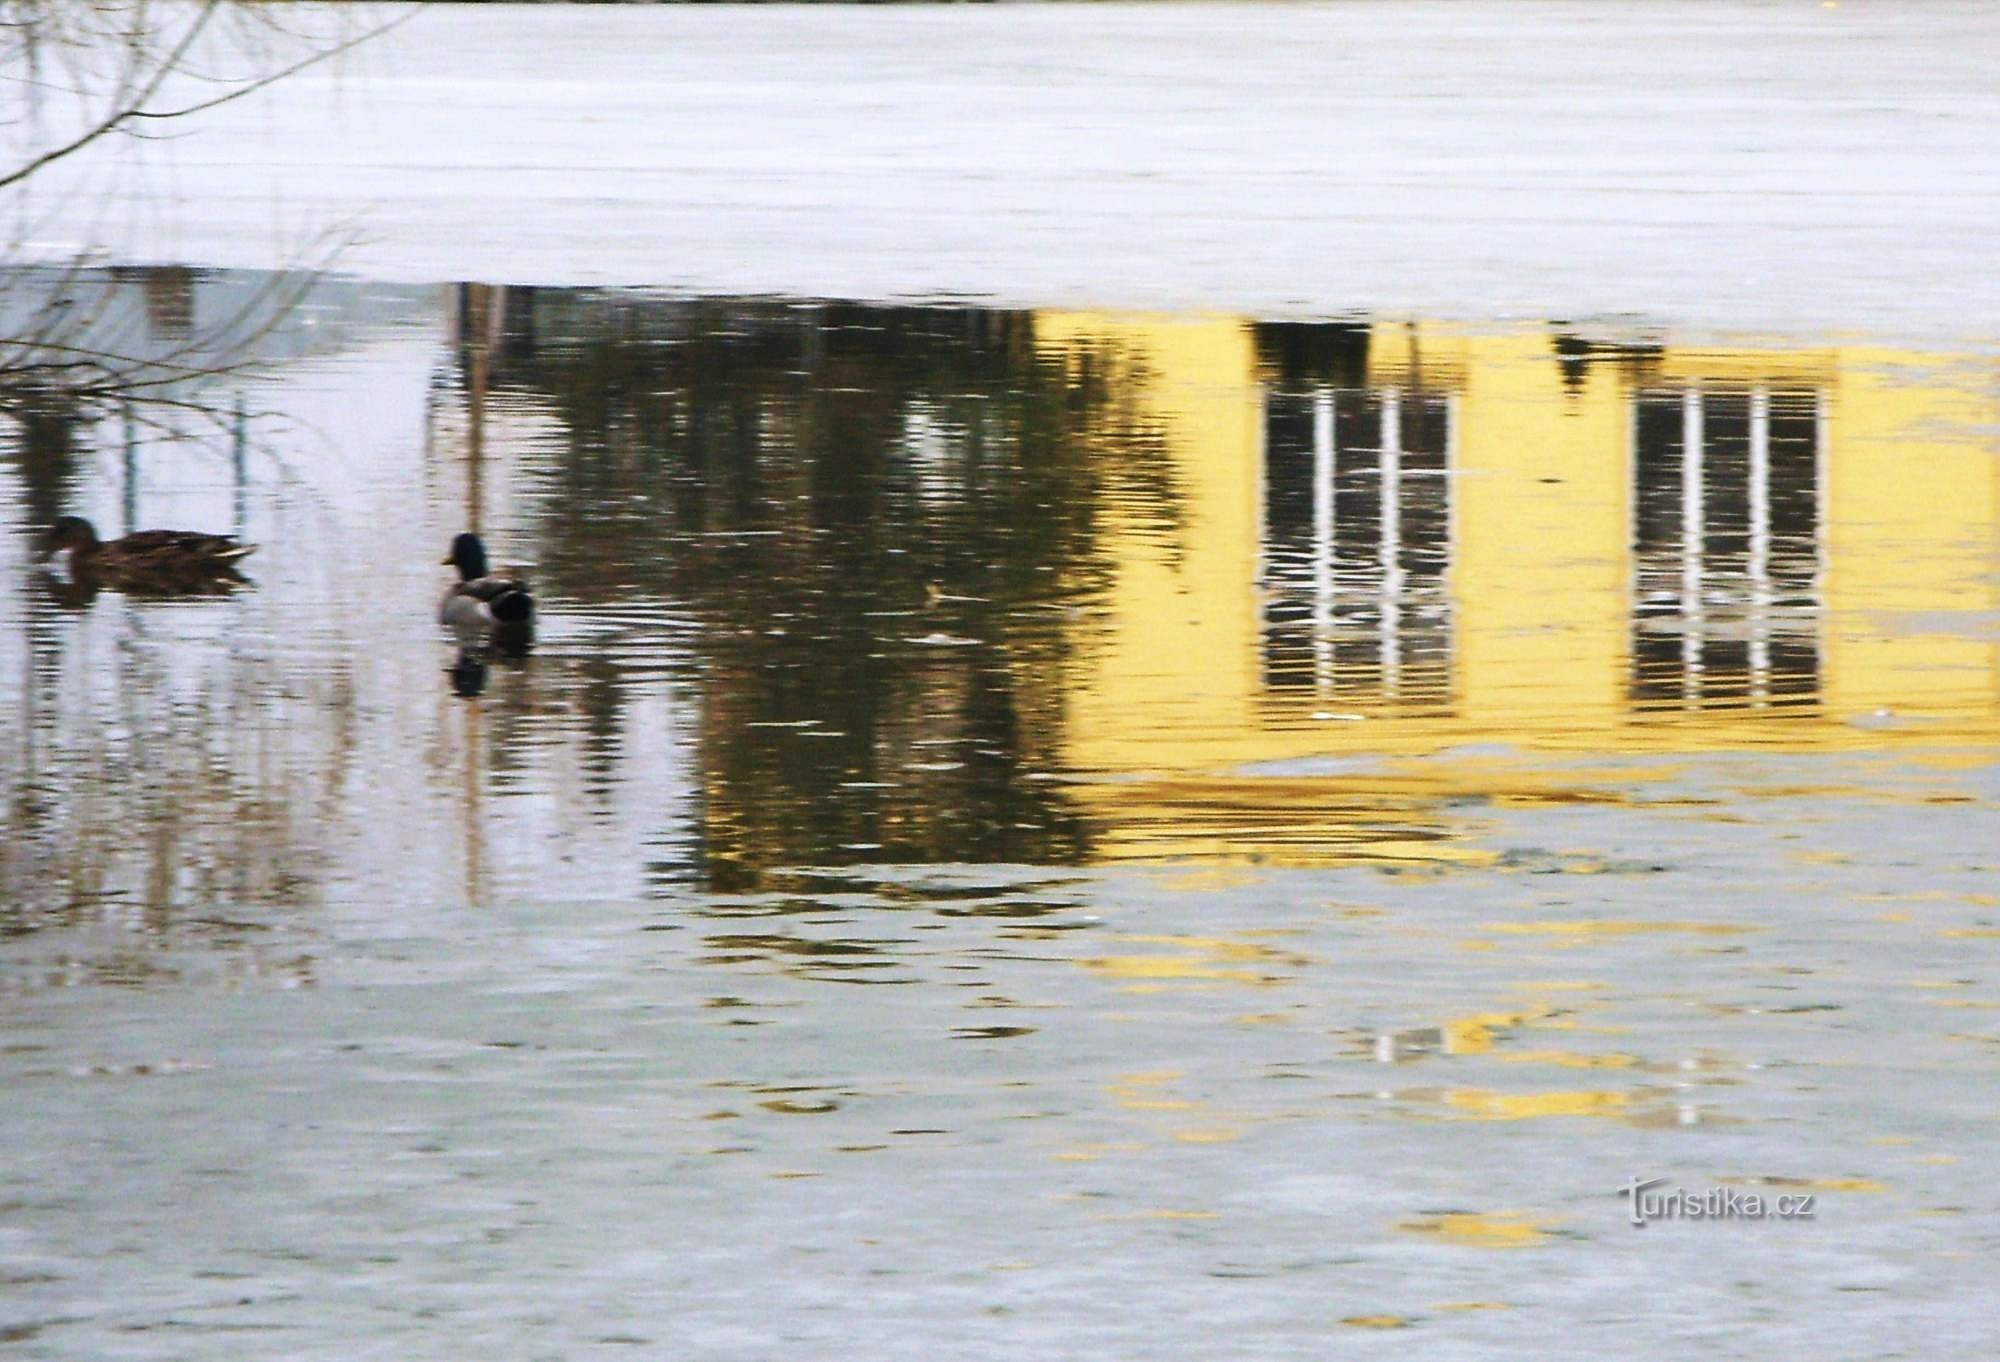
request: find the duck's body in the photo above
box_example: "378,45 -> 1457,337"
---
47,516 -> 254,591
440,574 -> 536,630
440,532 -> 534,649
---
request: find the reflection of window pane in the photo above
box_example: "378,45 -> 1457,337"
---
1768,391 -> 1817,579
1630,385 -> 1822,713
1703,392 -> 1751,568
1260,385 -> 1453,712
1262,394 -> 1317,575
1633,394 -> 1684,561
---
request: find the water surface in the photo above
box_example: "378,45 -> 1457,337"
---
2,269 -> 1997,1358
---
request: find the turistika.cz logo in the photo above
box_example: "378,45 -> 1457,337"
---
1617,1176 -> 1817,1227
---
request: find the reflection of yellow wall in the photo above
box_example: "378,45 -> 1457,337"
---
1036,315 -> 2000,863
1824,352 -> 2000,718
1035,314 -> 1263,769
1446,329 -> 1628,735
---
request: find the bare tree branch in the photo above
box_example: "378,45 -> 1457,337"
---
1,1 -> 415,192
0,0 -> 225,191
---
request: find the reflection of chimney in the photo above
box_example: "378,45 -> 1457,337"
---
1547,328 -> 1666,396
143,267 -> 196,341
112,265 -> 197,340
1550,330 -> 1595,395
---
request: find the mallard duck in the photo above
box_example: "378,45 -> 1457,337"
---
440,532 -> 535,644
46,515 -> 254,590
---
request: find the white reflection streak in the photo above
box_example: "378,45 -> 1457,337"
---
1681,386 -> 1704,706
1380,387 -> 1402,699
1749,387 -> 1771,706
1313,388 -> 1336,692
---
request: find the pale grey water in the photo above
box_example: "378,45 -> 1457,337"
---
4,5 -> 2000,1359
13,0 -> 2000,335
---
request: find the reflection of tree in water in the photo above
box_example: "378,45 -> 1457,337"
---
0,593 -> 348,982
1,392 -> 344,957
454,292 -> 1183,888
7,389 -> 85,534
0,266 -> 380,959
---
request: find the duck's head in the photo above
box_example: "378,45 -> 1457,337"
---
48,516 -> 101,552
442,532 -> 488,581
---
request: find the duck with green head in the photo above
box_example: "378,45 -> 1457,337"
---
440,532 -> 535,647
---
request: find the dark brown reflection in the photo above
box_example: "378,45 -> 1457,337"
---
442,289 -> 1186,889
1632,385 -> 1822,712
1255,323 -> 1454,713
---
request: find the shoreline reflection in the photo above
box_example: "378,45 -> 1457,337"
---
2,271 -> 1996,920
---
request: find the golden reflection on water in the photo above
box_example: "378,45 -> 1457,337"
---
1396,1212 -> 1560,1249
1039,313 -> 1999,870
3,271 -> 1998,911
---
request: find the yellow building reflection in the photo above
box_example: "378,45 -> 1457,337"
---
1037,313 -> 2000,861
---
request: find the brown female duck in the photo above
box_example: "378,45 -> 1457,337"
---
47,516 -> 255,590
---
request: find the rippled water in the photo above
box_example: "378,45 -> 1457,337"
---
3,269 -> 1997,1357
